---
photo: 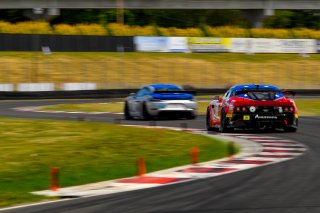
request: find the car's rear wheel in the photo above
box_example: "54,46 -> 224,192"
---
124,102 -> 133,120
142,103 -> 152,120
206,108 -> 215,131
284,119 -> 298,132
187,113 -> 197,120
219,110 -> 233,133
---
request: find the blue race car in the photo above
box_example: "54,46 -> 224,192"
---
124,84 -> 197,120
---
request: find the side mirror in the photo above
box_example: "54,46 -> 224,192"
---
213,95 -> 222,101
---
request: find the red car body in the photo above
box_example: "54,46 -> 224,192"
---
206,84 -> 298,132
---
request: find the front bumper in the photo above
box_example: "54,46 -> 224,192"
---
227,113 -> 298,129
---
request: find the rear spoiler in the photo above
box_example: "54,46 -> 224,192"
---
280,90 -> 296,97
154,90 -> 196,95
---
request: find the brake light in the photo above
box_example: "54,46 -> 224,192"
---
284,106 -> 294,113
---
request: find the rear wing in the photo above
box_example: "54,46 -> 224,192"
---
154,90 -> 197,95
280,90 -> 296,98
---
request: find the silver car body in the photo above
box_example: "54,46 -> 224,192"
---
125,84 -> 197,119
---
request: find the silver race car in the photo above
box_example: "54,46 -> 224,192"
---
124,84 -> 197,120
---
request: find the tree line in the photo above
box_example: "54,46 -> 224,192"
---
0,9 -> 319,29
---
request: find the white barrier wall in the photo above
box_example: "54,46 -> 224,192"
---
134,36 -> 188,52
231,38 -> 317,53
17,83 -> 55,92
0,84 -> 14,91
134,36 -> 318,54
63,83 -> 97,91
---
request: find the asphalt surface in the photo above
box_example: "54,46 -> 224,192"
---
1,99 -> 320,213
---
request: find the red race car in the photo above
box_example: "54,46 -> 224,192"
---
206,84 -> 298,132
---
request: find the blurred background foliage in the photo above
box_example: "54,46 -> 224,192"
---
0,9 -> 320,37
0,9 -> 320,29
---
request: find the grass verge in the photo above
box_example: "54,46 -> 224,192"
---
0,117 -> 231,207
39,98 -> 320,116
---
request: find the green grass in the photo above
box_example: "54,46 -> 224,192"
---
295,99 -> 320,116
0,117 -> 230,207
39,99 -> 320,116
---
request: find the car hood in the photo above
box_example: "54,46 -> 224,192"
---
150,93 -> 193,100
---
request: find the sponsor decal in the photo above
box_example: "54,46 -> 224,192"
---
134,36 -> 168,52
243,115 -> 250,120
255,114 -> 278,119
187,37 -> 231,53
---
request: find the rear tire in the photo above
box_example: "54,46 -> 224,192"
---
284,119 -> 298,132
206,109 -> 215,131
219,110 -> 233,133
124,102 -> 133,120
142,103 -> 152,120
187,113 -> 197,120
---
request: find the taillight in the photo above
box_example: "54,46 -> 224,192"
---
284,106 -> 294,113
289,107 -> 294,112
235,106 -> 247,112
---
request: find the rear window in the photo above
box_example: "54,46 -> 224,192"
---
235,90 -> 283,100
155,87 -> 182,91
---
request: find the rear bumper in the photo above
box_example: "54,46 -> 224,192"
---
228,113 -> 298,129
146,100 -> 197,117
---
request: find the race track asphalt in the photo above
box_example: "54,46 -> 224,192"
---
0,99 -> 319,213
